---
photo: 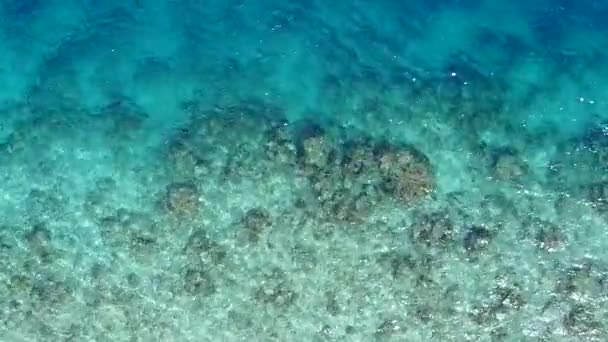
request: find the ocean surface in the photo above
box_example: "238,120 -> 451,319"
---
1,0 -> 608,341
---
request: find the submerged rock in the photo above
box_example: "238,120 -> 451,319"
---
548,121 -> 608,204
254,268 -> 298,309
463,225 -> 494,254
300,134 -> 335,171
492,150 -> 528,181
374,318 -> 406,341
264,120 -> 297,164
30,275 -> 74,306
254,283 -> 298,308
165,181 -> 200,215
184,229 -> 226,264
98,210 -> 160,263
342,140 -> 377,176
556,261 -> 608,299
376,144 -> 435,202
98,98 -> 149,137
183,267 -> 216,296
529,219 -> 566,252
241,207 -> 273,242
587,181 -> 608,211
25,189 -> 64,224
409,211 -> 455,248
25,223 -> 52,247
563,304 -> 603,338
581,120 -> 608,155
24,223 -> 55,262
167,139 -> 203,178
471,274 -> 526,325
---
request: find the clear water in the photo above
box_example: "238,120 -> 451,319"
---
1,0 -> 608,341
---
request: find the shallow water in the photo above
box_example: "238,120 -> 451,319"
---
1,0 -> 608,341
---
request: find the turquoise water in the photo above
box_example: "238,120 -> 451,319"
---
1,0 -> 608,340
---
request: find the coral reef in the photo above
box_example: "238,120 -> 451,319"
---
295,129 -> 436,222
1,1 -> 608,340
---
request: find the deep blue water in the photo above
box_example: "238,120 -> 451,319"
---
1,1 -> 608,341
